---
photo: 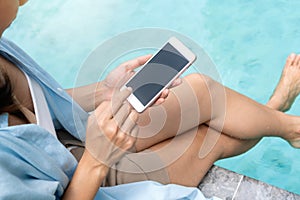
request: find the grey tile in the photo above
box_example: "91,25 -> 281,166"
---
198,165 -> 243,200
233,176 -> 300,200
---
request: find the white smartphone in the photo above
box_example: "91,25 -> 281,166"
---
122,37 -> 196,113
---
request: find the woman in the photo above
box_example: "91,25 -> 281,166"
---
1,1 -> 300,199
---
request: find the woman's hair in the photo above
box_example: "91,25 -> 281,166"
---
0,65 -> 19,114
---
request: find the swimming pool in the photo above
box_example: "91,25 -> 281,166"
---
5,0 -> 300,194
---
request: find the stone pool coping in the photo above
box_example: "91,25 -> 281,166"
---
198,165 -> 300,200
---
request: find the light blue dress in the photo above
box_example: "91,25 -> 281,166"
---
0,38 -> 218,200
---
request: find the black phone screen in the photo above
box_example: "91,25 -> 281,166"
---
126,43 -> 189,106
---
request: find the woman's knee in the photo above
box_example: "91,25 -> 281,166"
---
184,73 -> 215,93
185,73 -> 213,84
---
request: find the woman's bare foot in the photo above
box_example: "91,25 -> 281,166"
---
267,53 -> 300,112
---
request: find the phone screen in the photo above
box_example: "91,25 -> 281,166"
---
126,43 -> 189,106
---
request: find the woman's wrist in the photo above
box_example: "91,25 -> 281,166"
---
66,81 -> 110,112
79,149 -> 109,177
62,150 -> 109,200
94,81 -> 112,107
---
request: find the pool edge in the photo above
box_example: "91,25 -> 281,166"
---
199,165 -> 300,199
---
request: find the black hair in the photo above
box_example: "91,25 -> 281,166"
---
0,66 -> 17,112
0,65 -> 26,121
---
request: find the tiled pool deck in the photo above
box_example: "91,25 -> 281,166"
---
198,166 -> 300,200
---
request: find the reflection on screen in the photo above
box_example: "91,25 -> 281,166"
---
126,43 -> 189,106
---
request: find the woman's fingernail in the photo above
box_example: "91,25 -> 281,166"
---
290,53 -> 296,59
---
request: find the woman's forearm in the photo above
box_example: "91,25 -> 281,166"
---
66,82 -> 109,112
62,150 -> 109,200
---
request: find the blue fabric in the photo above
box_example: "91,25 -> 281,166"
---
0,38 -> 214,200
0,38 -> 88,141
0,113 -> 8,128
0,124 -> 77,199
97,181 -> 220,200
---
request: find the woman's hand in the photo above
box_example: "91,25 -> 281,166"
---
67,55 -> 182,112
63,89 -> 137,200
85,88 -> 139,167
102,54 -> 182,106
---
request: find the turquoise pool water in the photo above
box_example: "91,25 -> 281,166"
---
5,0 -> 300,194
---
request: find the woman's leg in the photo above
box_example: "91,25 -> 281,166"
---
115,53 -> 300,187
144,54 -> 300,186
135,54 -> 300,151
148,125 -> 259,186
